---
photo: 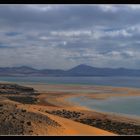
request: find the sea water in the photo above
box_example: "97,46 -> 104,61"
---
69,96 -> 140,117
1,76 -> 140,88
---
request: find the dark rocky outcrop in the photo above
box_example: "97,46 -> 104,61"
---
7,96 -> 38,104
0,83 -> 36,94
46,109 -> 84,119
76,118 -> 140,135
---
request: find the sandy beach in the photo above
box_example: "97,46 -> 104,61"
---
0,83 -> 140,135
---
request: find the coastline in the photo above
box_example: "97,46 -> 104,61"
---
24,83 -> 140,122
0,82 -> 140,135
30,83 -> 140,134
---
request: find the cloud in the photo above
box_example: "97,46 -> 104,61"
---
0,4 -> 140,69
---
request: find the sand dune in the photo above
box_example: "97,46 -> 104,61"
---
17,103 -> 115,136
45,113 -> 116,136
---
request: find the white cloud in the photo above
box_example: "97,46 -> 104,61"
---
105,29 -> 132,37
97,5 -> 119,12
25,4 -> 55,11
125,4 -> 140,10
50,30 -> 92,37
39,36 -> 49,40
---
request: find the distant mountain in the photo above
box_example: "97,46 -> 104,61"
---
0,66 -> 39,76
0,64 -> 140,76
66,64 -> 140,76
66,64 -> 103,76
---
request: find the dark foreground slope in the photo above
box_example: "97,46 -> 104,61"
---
0,102 -> 60,135
0,83 -> 61,135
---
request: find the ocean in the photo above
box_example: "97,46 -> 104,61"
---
0,76 -> 140,88
69,96 -> 140,117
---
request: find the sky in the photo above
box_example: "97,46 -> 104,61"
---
1,4 -> 140,69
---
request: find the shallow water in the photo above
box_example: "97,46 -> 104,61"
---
69,96 -> 140,117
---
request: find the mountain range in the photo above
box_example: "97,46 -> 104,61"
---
0,64 -> 140,76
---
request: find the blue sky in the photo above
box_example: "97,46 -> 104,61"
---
0,4 -> 140,69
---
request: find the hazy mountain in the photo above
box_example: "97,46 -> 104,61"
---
66,64 -> 140,76
0,66 -> 39,76
0,64 -> 140,76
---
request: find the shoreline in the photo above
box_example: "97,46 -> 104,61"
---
33,83 -> 140,135
0,82 -> 140,135
19,83 -> 140,122
45,91 -> 140,124
66,96 -> 140,121
1,82 -> 140,119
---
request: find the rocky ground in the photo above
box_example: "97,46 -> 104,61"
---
76,118 -> 140,135
0,102 -> 61,135
45,109 -> 84,119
